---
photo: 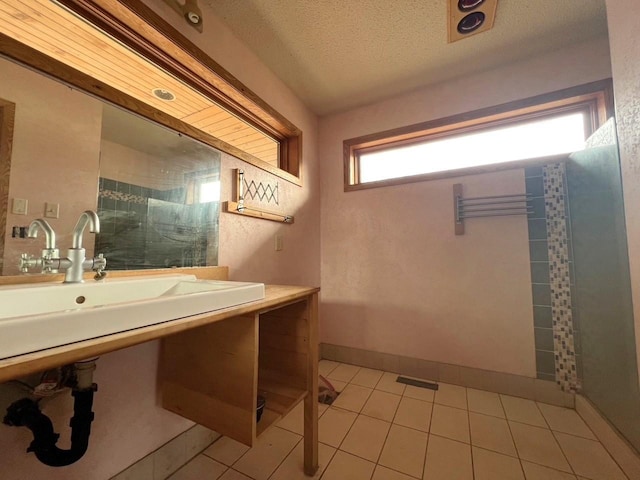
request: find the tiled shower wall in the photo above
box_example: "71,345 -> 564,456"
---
97,177 -> 218,269
526,164 -> 580,391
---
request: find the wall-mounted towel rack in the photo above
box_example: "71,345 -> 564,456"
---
453,183 -> 531,235
224,169 -> 294,224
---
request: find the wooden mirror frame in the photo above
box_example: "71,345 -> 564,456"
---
0,0 -> 303,185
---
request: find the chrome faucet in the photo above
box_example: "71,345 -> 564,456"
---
63,210 -> 104,283
19,210 -> 107,283
20,219 -> 60,273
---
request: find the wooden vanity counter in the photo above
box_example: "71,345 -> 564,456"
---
0,267 -> 320,475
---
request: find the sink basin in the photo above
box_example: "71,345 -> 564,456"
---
0,274 -> 265,360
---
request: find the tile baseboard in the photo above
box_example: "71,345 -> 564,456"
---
110,424 -> 221,480
320,343 -> 574,408
575,394 -> 640,479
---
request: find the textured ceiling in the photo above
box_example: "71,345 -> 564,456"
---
202,0 -> 609,115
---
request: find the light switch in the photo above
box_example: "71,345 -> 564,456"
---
275,234 -> 283,251
12,198 -> 28,215
44,202 -> 60,219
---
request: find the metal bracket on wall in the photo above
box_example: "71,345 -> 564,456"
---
454,183 -> 531,235
224,169 -> 294,224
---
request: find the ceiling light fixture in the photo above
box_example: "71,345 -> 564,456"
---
162,0 -> 203,33
448,0 -> 498,42
457,12 -> 486,33
152,89 -> 176,101
458,0 -> 486,11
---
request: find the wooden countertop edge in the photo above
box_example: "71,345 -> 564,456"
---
0,284 -> 320,383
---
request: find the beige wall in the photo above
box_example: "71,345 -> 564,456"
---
318,36 -> 612,377
606,0 -> 640,382
100,140 -> 185,191
1,58 -> 101,275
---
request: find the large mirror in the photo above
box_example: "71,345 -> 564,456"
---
0,0 -> 301,184
0,55 -> 220,276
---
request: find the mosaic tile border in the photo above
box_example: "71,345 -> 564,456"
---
542,163 -> 578,392
100,189 -> 147,205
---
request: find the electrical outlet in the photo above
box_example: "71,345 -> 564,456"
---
275,234 -> 283,251
11,198 -> 28,215
44,202 -> 60,219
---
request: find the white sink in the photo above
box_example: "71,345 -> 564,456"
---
0,274 -> 265,360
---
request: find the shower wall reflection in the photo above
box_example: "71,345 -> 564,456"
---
97,106 -> 220,270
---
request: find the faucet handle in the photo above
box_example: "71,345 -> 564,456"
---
19,253 -> 42,273
92,254 -> 107,281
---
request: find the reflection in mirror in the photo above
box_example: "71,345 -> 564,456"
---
0,55 -> 220,275
97,105 -> 220,270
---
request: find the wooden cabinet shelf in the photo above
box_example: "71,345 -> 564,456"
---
159,295 -> 319,476
160,298 -> 314,446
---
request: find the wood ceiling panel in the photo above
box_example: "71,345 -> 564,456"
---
0,2 -> 212,116
0,0 -> 281,168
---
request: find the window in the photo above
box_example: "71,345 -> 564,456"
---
344,81 -> 613,191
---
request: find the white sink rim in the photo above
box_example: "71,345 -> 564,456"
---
0,274 -> 265,360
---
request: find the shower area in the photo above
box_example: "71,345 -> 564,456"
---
533,117 -> 640,452
566,118 -> 640,450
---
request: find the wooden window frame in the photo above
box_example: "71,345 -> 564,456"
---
344,80 -> 614,192
0,0 -> 303,185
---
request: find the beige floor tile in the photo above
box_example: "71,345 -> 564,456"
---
467,389 -> 505,418
473,447 -> 525,480
469,412 -> 517,457
269,440 -> 336,480
509,422 -> 571,473
322,450 -> 376,480
233,427 -> 300,480
332,384 -> 374,413
424,435 -> 473,480
404,384 -> 436,403
328,363 -> 361,383
554,431 -> 627,480
277,401 -> 305,435
430,404 -> 470,444
537,403 -> 596,440
319,407 -> 358,447
362,390 -> 402,422
319,360 -> 341,376
277,401 -> 327,436
114,455 -> 153,480
434,383 -> 467,410
351,368 -> 384,388
521,461 -> 577,480
500,395 -> 547,427
326,379 -> 348,392
341,415 -> 391,462
184,425 -> 221,459
219,470 -> 252,480
378,424 -> 428,478
393,397 -> 433,432
153,436 -> 189,480
372,465 -> 416,480
204,437 -> 250,467
168,455 -> 227,480
376,372 -> 407,395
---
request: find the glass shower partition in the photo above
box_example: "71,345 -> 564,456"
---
566,117 -> 640,451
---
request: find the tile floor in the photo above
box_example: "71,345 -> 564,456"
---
167,360 -> 629,480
